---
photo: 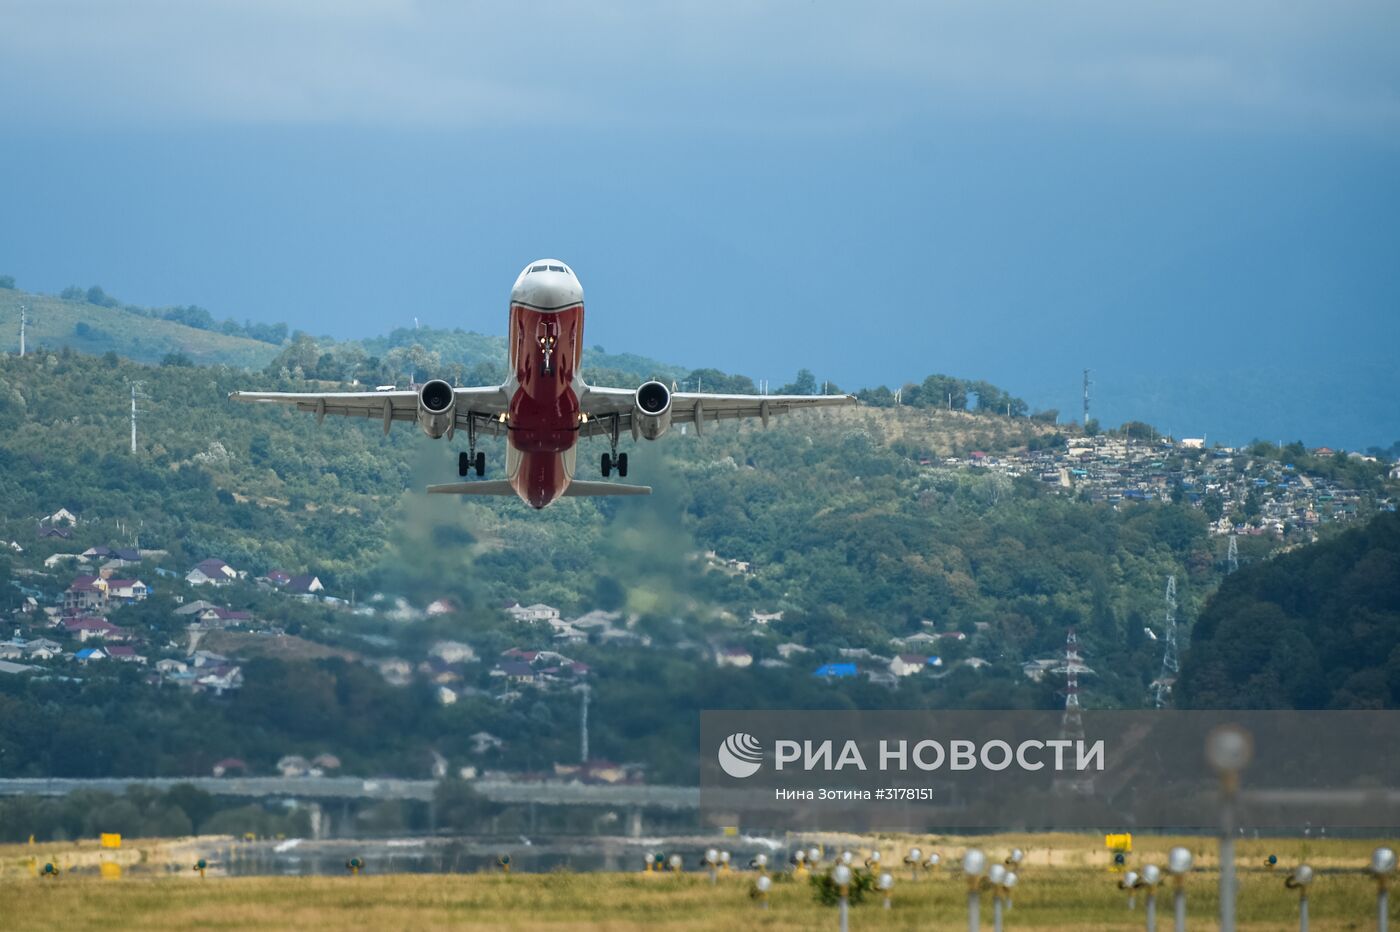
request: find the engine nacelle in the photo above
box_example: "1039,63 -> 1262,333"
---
416,379 -> 456,439
633,380 -> 672,441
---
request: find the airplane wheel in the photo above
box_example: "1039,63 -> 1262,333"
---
474,451 -> 486,477
617,453 -> 629,478
458,451 -> 470,478
601,453 -> 612,478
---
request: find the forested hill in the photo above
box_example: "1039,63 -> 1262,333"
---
1177,510 -> 1400,710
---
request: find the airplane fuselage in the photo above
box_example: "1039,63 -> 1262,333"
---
505,260 -> 586,508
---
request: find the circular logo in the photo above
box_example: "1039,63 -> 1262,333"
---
717,732 -> 763,778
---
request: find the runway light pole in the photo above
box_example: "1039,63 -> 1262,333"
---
1167,846 -> 1193,932
905,847 -> 923,881
705,848 -> 719,884
1284,864 -> 1314,932
750,853 -> 769,874
963,848 -> 988,932
1003,871 -> 1018,912
878,871 -> 895,909
754,873 -> 772,910
669,853 -> 683,874
1206,724 -> 1253,932
1138,864 -> 1163,932
1370,847 -> 1396,932
832,863 -> 853,932
988,863 -> 1008,932
1119,870 -> 1141,911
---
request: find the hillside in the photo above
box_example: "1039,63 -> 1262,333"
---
0,287 -> 280,369
1177,510 -> 1400,709
0,345 -> 1394,789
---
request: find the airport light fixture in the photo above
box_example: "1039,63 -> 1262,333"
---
1006,848 -> 1024,867
878,871 -> 895,910
808,846 -> 823,867
1370,847 -> 1396,932
1119,870 -> 1141,911
1138,864 -> 1163,932
832,863 -> 854,932
987,864 -> 1008,932
1284,864 -> 1314,932
925,852 -> 942,871
668,853 -> 683,874
905,847 -> 923,881
1166,847 -> 1192,932
754,873 -> 772,910
1206,725 -> 1252,932
963,848 -> 987,932
839,850 -> 855,866
719,850 -> 731,872
705,847 -> 720,884
1003,872 -> 1018,920
865,849 -> 882,868
750,853 -> 769,873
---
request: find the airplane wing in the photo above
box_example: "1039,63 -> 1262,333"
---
228,386 -> 511,436
577,385 -> 857,438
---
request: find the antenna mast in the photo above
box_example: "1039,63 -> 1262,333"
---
579,683 -> 590,763
1151,575 -> 1179,708
1227,535 -> 1239,574
1082,368 -> 1092,425
18,304 -> 26,357
129,382 -> 144,454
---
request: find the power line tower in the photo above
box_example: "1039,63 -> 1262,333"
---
578,683 -> 590,763
1052,627 -> 1095,794
1227,535 -> 1239,574
1150,575 -> 1179,708
1082,368 -> 1092,425
129,381 -> 145,454
17,303 -> 27,357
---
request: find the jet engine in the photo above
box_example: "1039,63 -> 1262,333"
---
632,380 -> 672,440
416,379 -> 456,439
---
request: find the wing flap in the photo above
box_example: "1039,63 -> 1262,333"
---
562,481 -> 652,497
426,481 -> 516,496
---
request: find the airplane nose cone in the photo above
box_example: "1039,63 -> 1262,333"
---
511,260 -> 583,310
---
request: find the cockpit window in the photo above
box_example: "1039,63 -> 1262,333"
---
530,265 -> 548,273
548,265 -> 565,272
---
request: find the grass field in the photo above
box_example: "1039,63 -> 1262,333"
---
2,833 -> 1393,930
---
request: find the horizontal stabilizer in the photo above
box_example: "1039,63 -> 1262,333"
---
426,481 -> 515,496
563,481 -> 652,497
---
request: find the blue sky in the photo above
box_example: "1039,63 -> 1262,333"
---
2,2 -> 1398,447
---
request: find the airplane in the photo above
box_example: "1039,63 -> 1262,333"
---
230,259 -> 858,509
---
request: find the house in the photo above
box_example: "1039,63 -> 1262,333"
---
105,579 -> 149,604
75,646 -> 108,663
62,617 -> 128,642
285,574 -> 324,597
187,559 -> 237,586
0,659 -> 37,675
24,638 -> 62,660
263,570 -> 293,587
41,508 -> 78,527
190,650 -> 230,668
964,657 -> 991,670
1021,658 -> 1060,682
312,753 -> 341,771
814,662 -> 858,679
493,660 -> 537,684
436,685 -> 459,705
156,658 -> 189,675
428,640 -> 477,664
889,654 -> 929,677
750,610 -> 784,625
504,602 -> 561,623
470,731 -> 504,754
63,575 -> 109,613
277,755 -> 311,777
715,647 -> 753,668
212,757 -> 248,777
36,525 -> 73,540
0,641 -> 24,660
776,642 -> 813,659
105,645 -> 147,664
570,609 -> 622,630
195,664 -> 243,693
426,598 -> 458,616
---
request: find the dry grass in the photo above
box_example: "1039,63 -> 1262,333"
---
1,832 -> 1392,931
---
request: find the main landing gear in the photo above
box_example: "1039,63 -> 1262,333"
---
459,415 -> 485,477
459,450 -> 485,477
601,451 -> 628,478
601,413 -> 627,478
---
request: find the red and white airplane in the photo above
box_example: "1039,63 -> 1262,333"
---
231,259 -> 857,509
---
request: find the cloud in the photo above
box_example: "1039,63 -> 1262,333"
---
1,1 -> 1396,137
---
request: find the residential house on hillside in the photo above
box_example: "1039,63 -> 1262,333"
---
715,647 -> 753,668
814,662 -> 858,679
41,508 -> 78,527
105,579 -> 149,604
75,647 -> 107,663
889,655 -> 930,677
750,610 -> 784,625
777,642 -> 813,659
62,617 -> 129,643
286,575 -> 324,597
187,559 -> 237,586
428,641 -> 477,664
106,645 -> 147,664
505,602 -> 560,623
493,660 -> 537,685
426,598 -> 458,616
263,570 -> 293,587
63,576 -> 108,614
36,525 -> 73,540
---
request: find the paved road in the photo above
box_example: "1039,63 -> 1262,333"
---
0,776 -> 700,810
